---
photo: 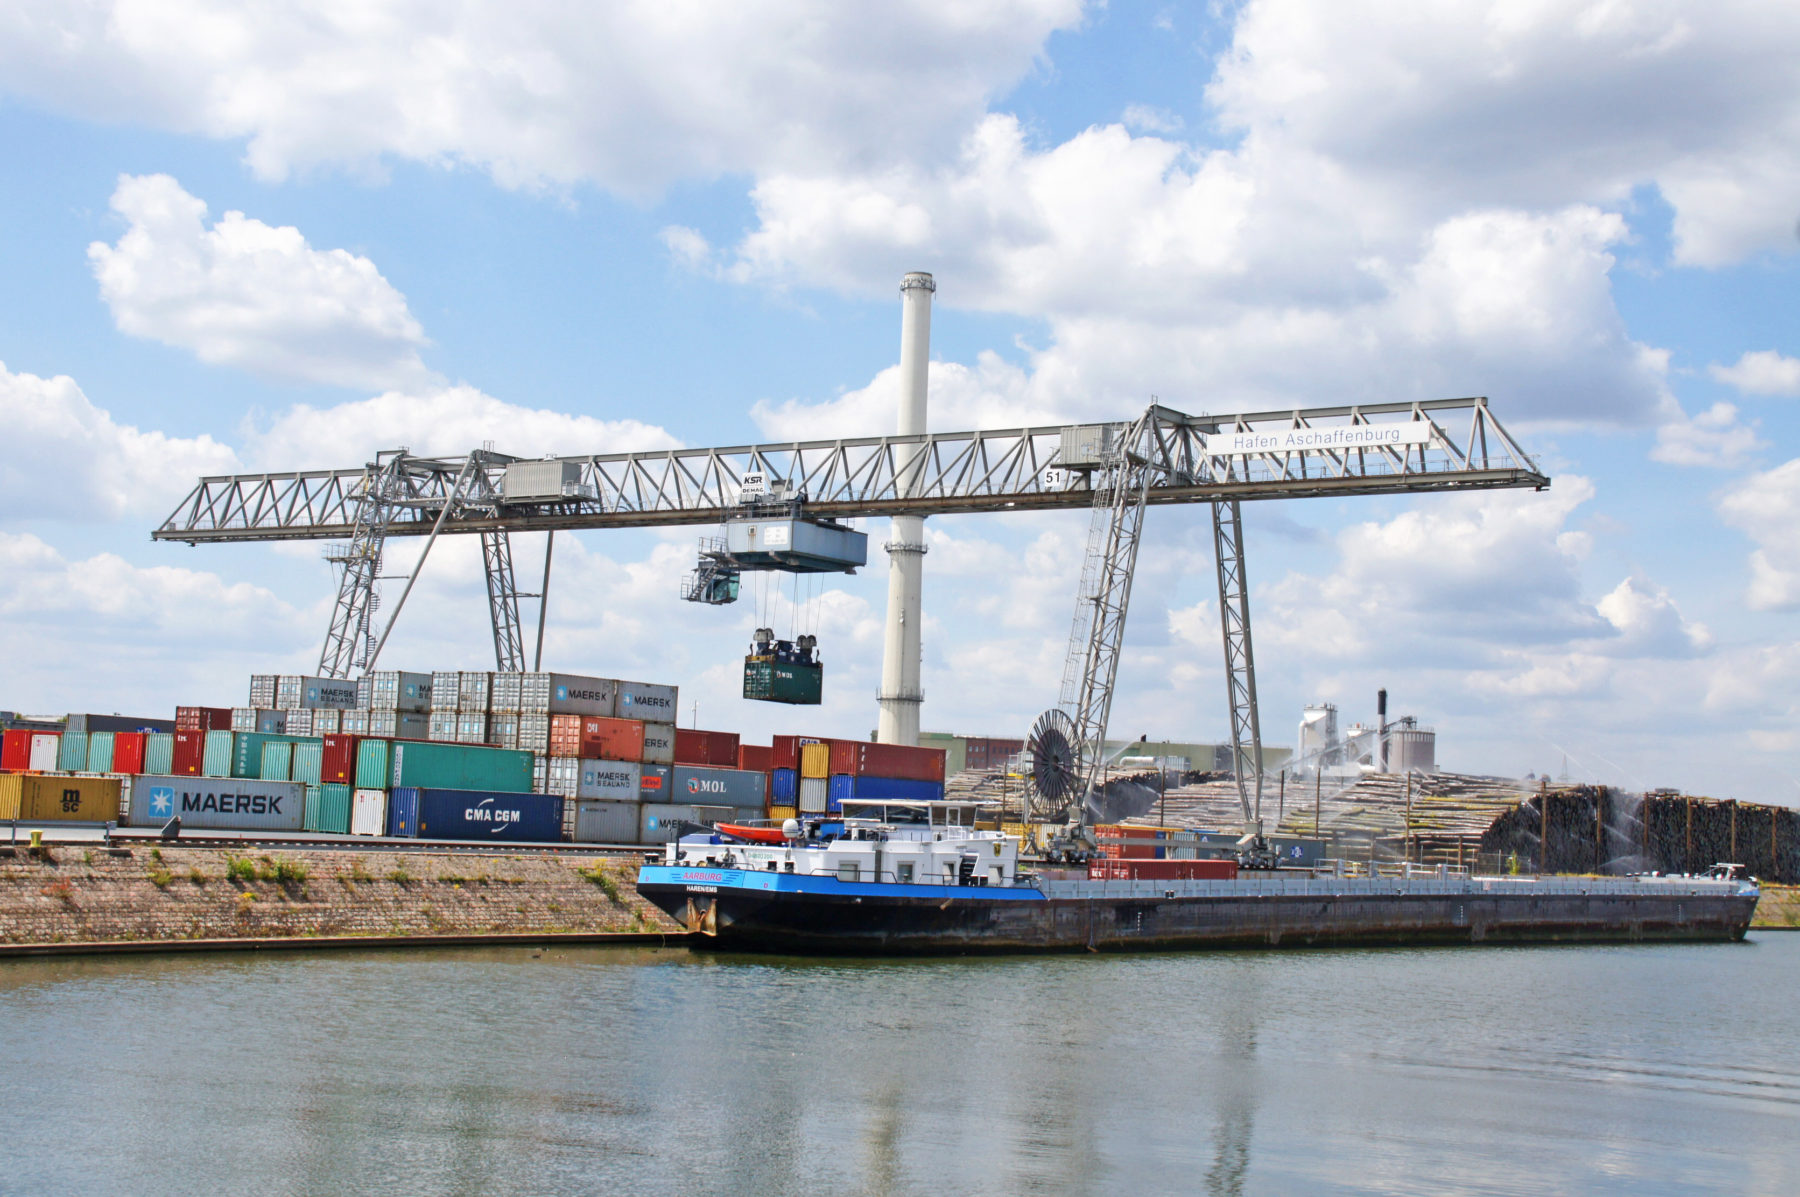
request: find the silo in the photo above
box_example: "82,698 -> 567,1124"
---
1388,717 -> 1436,774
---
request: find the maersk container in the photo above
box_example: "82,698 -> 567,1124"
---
638,763 -> 671,801
361,670 -> 433,712
304,783 -> 353,833
544,673 -> 616,717
56,731 -> 88,772
86,731 -> 115,773
615,680 -> 678,722
639,803 -> 734,843
201,730 -> 234,777
827,774 -> 945,803
577,758 -> 641,800
386,787 -> 563,842
770,768 -> 797,803
639,721 -> 676,766
298,677 -> 360,710
350,788 -> 387,835
389,740 -> 534,793
144,732 -> 174,775
131,775 -> 305,831
0,774 -> 120,822
573,799 -> 640,844
354,738 -> 390,790
672,765 -> 766,809
260,740 -> 294,782
798,776 -> 828,813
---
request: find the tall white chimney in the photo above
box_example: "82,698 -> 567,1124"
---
876,272 -> 934,745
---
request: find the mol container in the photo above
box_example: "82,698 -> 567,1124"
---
572,799 -> 639,844
131,775 -> 305,831
350,789 -> 387,835
389,741 -> 534,793
578,716 -> 644,763
637,763 -> 671,801
671,765 -> 766,809
615,680 -> 678,722
113,732 -> 147,775
639,804 -> 734,843
577,758 -> 642,800
143,733 -> 175,775
386,787 -> 563,842
0,774 -> 121,822
303,783 -> 353,834
639,722 -> 676,766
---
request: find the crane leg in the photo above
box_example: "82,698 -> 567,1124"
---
1212,498 -> 1264,841
482,530 -> 528,673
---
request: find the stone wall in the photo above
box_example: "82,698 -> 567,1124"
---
0,844 -> 683,948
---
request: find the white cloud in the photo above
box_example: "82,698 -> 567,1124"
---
0,0 -> 1085,193
0,360 -> 240,521
1710,349 -> 1800,397
1650,400 -> 1763,467
1121,104 -> 1183,134
750,349 -> 1051,440
1594,576 -> 1710,657
88,174 -> 433,389
1718,458 -> 1800,611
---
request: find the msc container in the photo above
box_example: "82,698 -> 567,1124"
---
770,768 -> 797,803
131,775 -> 305,831
827,774 -> 945,803
578,716 -> 644,762
577,758 -> 642,800
369,711 -> 428,740
615,680 -> 678,722
350,788 -> 388,835
386,787 -> 563,842
304,783 -> 353,833
389,740 -> 534,793
248,674 -> 279,707
672,765 -> 766,809
259,740 -> 293,781
56,731 -> 89,772
830,740 -> 947,782
0,774 -> 121,821
799,742 -> 830,779
638,763 -> 671,800
175,706 -> 232,731
1,729 -> 32,771
639,804 -> 734,843
113,732 -> 147,775
292,740 -> 324,785
639,722 -> 676,766
202,730 -> 234,777
144,733 -> 175,775
29,733 -> 60,773
354,738 -> 390,789
573,799 -> 640,844
798,776 -> 828,813
736,744 -> 772,773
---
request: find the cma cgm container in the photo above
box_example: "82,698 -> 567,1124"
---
577,758 -> 642,800
640,722 -> 676,766
350,789 -> 387,835
572,799 -> 639,844
131,775 -> 306,831
389,741 -> 534,793
579,716 -> 644,763
639,804 -> 734,843
827,775 -> 945,804
615,680 -> 678,722
303,783 -> 353,834
830,740 -> 946,782
386,787 -> 563,842
637,763 -> 671,801
671,765 -> 766,809
0,774 -> 121,822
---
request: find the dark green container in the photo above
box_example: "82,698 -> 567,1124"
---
355,739 -> 392,790
743,658 -> 823,705
303,783 -> 352,833
232,733 -> 319,779
388,741 -> 533,793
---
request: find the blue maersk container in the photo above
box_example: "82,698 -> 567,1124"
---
770,767 -> 798,803
386,787 -> 564,842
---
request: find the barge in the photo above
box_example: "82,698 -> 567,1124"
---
637,800 -> 1760,954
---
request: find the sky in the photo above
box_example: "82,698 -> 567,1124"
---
1,0 -> 1796,801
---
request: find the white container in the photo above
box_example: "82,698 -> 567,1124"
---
360,671 -> 433,713
430,671 -> 462,711
577,758 -> 641,800
544,755 -> 580,798
311,708 -> 342,735
799,776 -> 828,813
283,709 -> 315,737
639,721 -> 676,766
248,674 -> 279,707
28,733 -> 59,772
573,799 -> 640,844
351,789 -> 388,836
615,680 -> 678,722
639,803 -> 734,843
130,775 -> 306,831
370,711 -> 428,740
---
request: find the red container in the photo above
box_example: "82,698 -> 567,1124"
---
172,728 -> 207,775
175,706 -> 232,731
676,729 -> 741,766
829,740 -> 945,782
112,732 -> 148,774
579,716 -> 645,763
1088,858 -> 1237,881
737,744 -> 772,773
1,729 -> 31,771
321,734 -> 363,785
549,714 -> 584,757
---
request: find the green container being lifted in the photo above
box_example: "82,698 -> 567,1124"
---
743,658 -> 823,705
388,741 -> 534,793
355,739 -> 392,790
303,783 -> 352,833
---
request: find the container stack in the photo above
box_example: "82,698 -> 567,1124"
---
768,734 -> 946,820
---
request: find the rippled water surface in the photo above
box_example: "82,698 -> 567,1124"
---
1,934 -> 1796,1195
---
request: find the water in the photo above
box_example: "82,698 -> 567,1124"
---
2,935 -> 1796,1195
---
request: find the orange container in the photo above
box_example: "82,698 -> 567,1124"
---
579,716 -> 645,762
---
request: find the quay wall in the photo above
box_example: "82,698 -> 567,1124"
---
0,844 -> 683,953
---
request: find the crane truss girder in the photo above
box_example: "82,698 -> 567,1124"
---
153,397 -> 1545,544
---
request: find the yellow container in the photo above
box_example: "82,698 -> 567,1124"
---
799,742 -> 830,779
767,804 -> 798,822
0,773 -> 121,822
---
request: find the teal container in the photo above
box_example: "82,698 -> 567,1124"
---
260,740 -> 294,781
292,740 -> 324,786
355,739 -> 391,790
144,733 -> 175,775
58,731 -> 89,771
303,783 -> 352,834
231,733 -> 314,779
389,741 -> 534,793
202,730 -> 234,777
87,731 -> 115,773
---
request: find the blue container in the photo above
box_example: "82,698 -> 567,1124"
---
830,775 -> 946,802
770,768 -> 797,803
386,787 -> 564,842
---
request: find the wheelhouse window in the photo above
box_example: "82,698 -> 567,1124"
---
897,861 -> 915,883
837,861 -> 860,882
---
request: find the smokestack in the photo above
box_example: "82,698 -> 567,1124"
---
876,272 -> 934,745
1377,688 -> 1388,773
